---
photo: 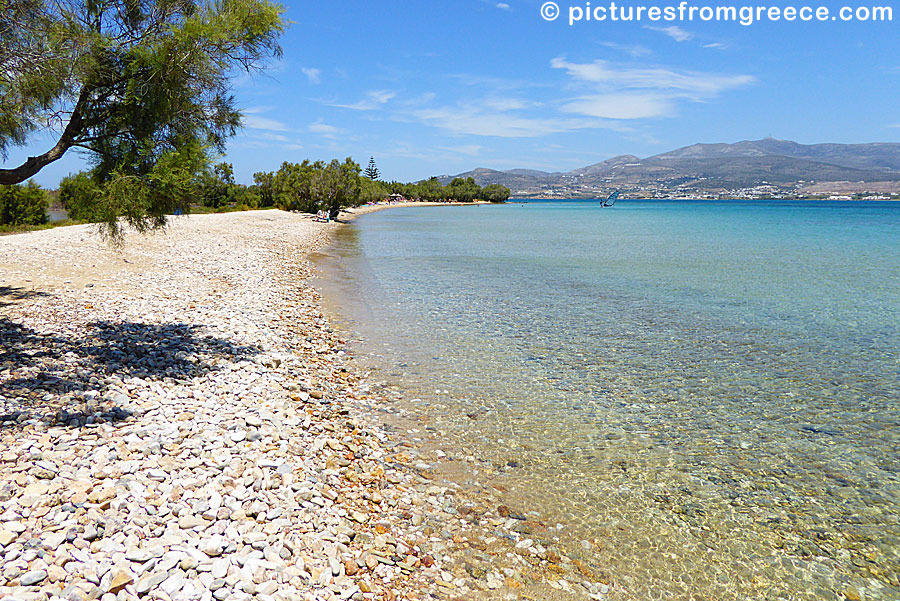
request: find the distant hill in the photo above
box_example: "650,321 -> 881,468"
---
649,139 -> 900,171
438,139 -> 900,199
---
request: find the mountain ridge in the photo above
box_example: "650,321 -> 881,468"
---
437,139 -> 900,199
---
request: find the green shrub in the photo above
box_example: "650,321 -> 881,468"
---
482,183 -> 511,203
58,144 -> 202,239
59,172 -> 103,221
359,178 -> 388,204
0,181 -> 48,225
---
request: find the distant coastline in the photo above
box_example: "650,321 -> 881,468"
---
510,194 -> 900,201
441,138 -> 900,201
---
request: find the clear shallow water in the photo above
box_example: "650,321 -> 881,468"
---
316,201 -> 900,600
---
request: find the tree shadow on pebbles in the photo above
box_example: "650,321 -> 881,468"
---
0,285 -> 50,308
0,317 -> 261,430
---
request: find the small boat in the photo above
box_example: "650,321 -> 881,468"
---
601,190 -> 619,207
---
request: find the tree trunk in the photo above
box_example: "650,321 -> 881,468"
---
0,89 -> 88,186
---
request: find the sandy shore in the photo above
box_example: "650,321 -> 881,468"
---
0,208 -> 598,601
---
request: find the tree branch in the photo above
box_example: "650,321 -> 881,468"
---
0,87 -> 89,186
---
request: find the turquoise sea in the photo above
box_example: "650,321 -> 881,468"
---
316,200 -> 900,600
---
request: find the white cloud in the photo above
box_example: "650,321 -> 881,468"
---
646,25 -> 694,42
308,120 -> 342,138
329,90 -> 396,111
401,92 -> 437,107
242,114 -> 290,132
448,73 -> 548,91
259,132 -> 292,143
601,42 -> 652,57
481,97 -> 540,111
704,42 -> 728,50
550,58 -> 754,120
399,57 -> 753,139
550,58 -> 755,97
229,133 -> 301,152
496,2 -> 511,9
561,93 -> 673,119
301,67 -> 321,84
442,144 -> 484,156
368,90 -> 396,104
412,104 -> 606,138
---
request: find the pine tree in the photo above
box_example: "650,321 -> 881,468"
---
364,156 -> 380,180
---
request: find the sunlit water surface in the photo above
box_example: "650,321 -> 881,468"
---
314,201 -> 900,601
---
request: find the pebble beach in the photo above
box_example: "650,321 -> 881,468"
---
0,209 -> 599,601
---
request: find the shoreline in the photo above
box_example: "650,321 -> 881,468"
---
341,201 -> 492,221
315,206 -> 614,600
0,208 -> 593,601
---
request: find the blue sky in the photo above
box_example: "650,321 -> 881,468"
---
7,0 -> 899,186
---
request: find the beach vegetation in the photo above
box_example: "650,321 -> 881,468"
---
199,163 -> 243,209
415,177 -> 447,202
482,183 -> 512,203
59,172 -> 103,222
402,177 -> 508,203
51,142 -> 207,238
0,0 -> 286,235
446,177 -> 482,202
253,172 -> 277,208
0,181 -> 48,226
359,178 -> 390,205
258,157 -> 366,218
318,158 -> 362,220
270,160 -> 322,213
